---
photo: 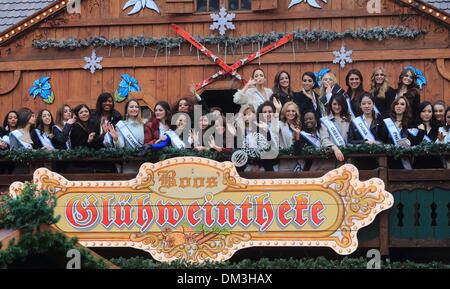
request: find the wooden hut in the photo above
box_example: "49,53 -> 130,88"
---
0,0 -> 449,116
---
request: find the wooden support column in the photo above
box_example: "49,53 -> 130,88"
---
378,155 -> 390,256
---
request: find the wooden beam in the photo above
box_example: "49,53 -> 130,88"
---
1,48 -> 449,72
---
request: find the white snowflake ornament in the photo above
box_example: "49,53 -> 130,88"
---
288,0 -> 328,9
333,45 -> 353,69
123,0 -> 160,15
83,50 -> 103,74
210,7 -> 235,36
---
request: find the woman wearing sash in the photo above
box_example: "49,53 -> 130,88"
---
144,101 -> 172,145
208,115 -> 236,154
90,92 -> 123,148
1,110 -> 18,150
293,110 -> 321,171
381,95 -> 417,169
369,67 -> 396,118
412,101 -> 442,168
271,71 -> 294,107
191,112 -> 212,151
436,107 -> 450,168
395,68 -> 421,125
233,68 -> 279,113
9,108 -> 39,150
293,72 -> 325,117
147,112 -> 193,151
319,94 -> 351,170
53,104 -> 76,150
278,101 -> 302,172
33,109 -> 57,150
348,93 -> 384,169
110,99 -> 145,149
318,72 -> 348,115
345,69 -> 366,118
433,100 -> 446,128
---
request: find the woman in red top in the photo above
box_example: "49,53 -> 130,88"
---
144,101 -> 172,144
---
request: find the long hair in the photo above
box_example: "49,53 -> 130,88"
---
445,106 -> 450,131
280,101 -> 301,129
272,70 -> 293,100
359,93 -> 377,120
397,68 -> 420,91
173,97 -> 194,114
326,93 -> 350,120
154,101 -> 172,126
2,110 -> 18,131
345,69 -> 365,99
370,67 -> 390,99
95,92 -> 114,114
17,108 -> 34,129
55,104 -> 71,128
417,101 -> 438,129
319,72 -> 337,97
389,95 -> 411,129
302,72 -> 318,89
124,98 -> 143,124
73,104 -> 91,127
36,109 -> 55,134
252,68 -> 265,79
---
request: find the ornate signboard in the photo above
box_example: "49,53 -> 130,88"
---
9,157 -> 393,263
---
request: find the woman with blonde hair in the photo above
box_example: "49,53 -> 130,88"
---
318,72 -> 347,111
278,101 -> 303,172
369,67 -> 396,118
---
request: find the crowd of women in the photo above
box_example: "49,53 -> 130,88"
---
0,66 -> 449,173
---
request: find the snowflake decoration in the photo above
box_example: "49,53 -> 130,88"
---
333,45 -> 353,69
123,0 -> 160,15
83,50 -> 103,74
288,0 -> 328,9
210,7 -> 235,36
231,132 -> 270,167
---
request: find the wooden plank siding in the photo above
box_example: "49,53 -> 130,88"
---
0,0 -> 449,117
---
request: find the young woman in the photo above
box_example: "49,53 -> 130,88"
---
208,115 -> 235,154
52,104 -> 75,150
70,104 -> 108,149
369,67 -> 396,118
271,70 -> 294,106
0,110 -> 18,149
318,72 -> 347,113
437,107 -> 450,169
345,69 -> 366,118
90,92 -> 123,147
412,101 -> 442,168
433,100 -> 446,128
381,95 -> 417,169
233,68 -> 278,113
173,97 -> 195,114
319,93 -> 351,169
109,99 -> 145,149
191,112 -> 211,151
9,108 -> 39,149
144,101 -> 172,144
395,68 -> 421,125
293,110 -> 321,171
34,109 -> 57,150
348,93 -> 384,169
293,72 -> 326,117
278,101 -> 302,172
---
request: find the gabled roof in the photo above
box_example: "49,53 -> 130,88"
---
424,0 -> 450,14
0,0 -> 55,33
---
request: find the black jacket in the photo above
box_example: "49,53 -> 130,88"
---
373,86 -> 396,118
293,91 -> 323,118
348,116 -> 384,144
89,109 -> 122,128
52,123 -> 73,149
70,122 -> 105,149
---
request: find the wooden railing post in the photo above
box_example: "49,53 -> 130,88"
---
378,155 -> 390,256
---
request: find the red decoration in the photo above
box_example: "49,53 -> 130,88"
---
171,24 -> 293,91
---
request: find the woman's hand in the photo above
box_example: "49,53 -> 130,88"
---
273,98 -> 282,114
437,131 -> 445,142
333,146 -> 345,162
67,116 -> 76,125
290,124 -> 301,140
108,124 -> 119,142
0,140 -> 7,150
365,140 -> 376,145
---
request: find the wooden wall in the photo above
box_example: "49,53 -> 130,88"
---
0,0 -> 449,118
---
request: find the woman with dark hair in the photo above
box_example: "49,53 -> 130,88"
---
395,68 -> 421,125
173,97 -> 195,114
271,70 -> 294,106
294,110 -> 321,171
369,67 -> 396,118
90,93 -> 123,147
433,100 -> 446,128
34,109 -> 57,150
345,69 -> 366,118
318,72 -> 347,115
70,104 -> 108,149
294,72 -> 325,117
9,108 -> 39,149
381,95 -> 417,169
0,110 -> 18,150
412,101 -> 442,168
144,101 -> 172,144
52,104 -> 76,150
319,93 -> 351,168
233,68 -> 278,112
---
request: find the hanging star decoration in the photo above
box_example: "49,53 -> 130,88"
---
29,76 -> 55,104
114,74 -> 141,103
123,0 -> 160,15
210,7 -> 236,36
314,67 -> 330,87
288,0 -> 328,9
333,45 -> 353,68
83,50 -> 103,74
404,66 -> 427,90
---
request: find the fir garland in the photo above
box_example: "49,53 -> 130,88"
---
32,26 -> 427,51
0,143 -> 448,162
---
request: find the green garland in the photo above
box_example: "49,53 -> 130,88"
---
0,183 -> 107,269
0,143 -> 448,163
32,26 -> 427,51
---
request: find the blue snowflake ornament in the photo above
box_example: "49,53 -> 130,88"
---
29,76 -> 55,104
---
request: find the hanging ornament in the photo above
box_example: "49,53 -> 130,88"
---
123,0 -> 160,15
114,74 -> 141,103
333,45 -> 353,69
288,0 -> 328,9
29,76 -> 55,104
210,7 -> 235,36
83,50 -> 103,74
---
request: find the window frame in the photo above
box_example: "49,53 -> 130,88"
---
195,0 -> 252,14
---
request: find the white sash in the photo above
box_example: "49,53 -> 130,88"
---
300,131 -> 321,148
352,116 -> 375,141
116,120 -> 143,149
34,129 -> 55,149
383,118 -> 412,169
254,89 -> 266,106
166,130 -> 186,149
345,97 -> 355,119
320,117 -> 346,147
10,130 -> 32,149
408,128 -> 432,143
374,105 -> 381,116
